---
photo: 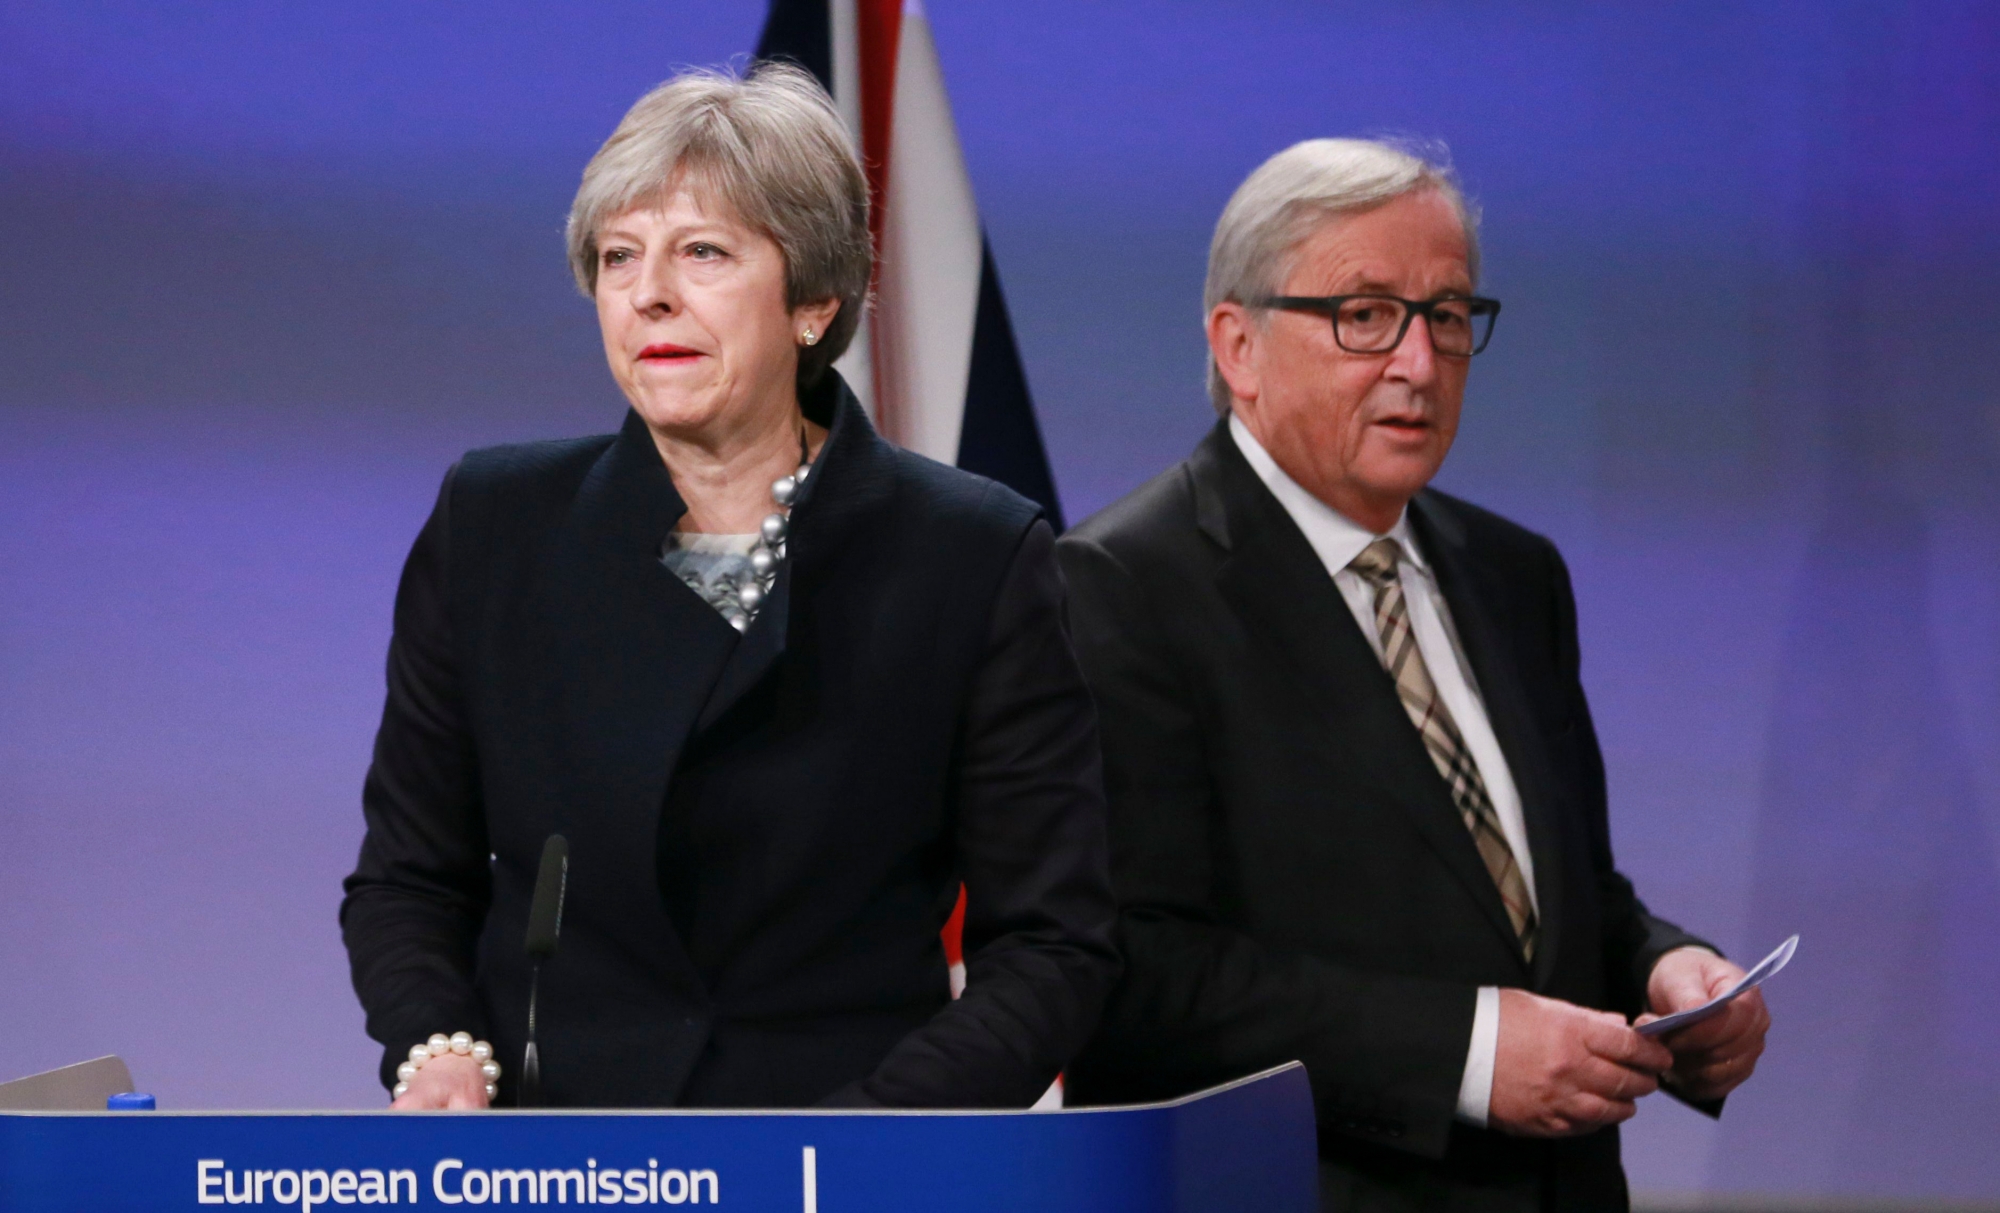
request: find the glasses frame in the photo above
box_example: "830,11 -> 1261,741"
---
1254,293 -> 1503,357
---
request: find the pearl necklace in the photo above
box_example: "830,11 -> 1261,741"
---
673,430 -> 812,634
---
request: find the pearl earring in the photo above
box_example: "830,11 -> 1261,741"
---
800,327 -> 819,346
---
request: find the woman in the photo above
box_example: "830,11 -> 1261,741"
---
340,64 -> 1118,1110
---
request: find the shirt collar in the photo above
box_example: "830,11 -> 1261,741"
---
1227,412 -> 1429,576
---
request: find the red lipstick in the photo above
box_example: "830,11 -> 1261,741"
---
638,343 -> 702,360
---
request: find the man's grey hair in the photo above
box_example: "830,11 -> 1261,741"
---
567,63 -> 872,388
1203,137 -> 1481,413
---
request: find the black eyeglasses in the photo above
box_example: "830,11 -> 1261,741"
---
1254,294 -> 1502,357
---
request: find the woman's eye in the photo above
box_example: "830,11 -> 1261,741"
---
687,242 -> 724,260
601,248 -> 634,267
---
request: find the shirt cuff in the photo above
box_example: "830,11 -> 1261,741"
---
1456,985 -> 1500,1126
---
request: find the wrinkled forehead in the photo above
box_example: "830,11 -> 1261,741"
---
1285,191 -> 1474,292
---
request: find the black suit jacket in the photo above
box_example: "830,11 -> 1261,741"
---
341,374 -> 1119,1109
1056,420 -> 1708,1211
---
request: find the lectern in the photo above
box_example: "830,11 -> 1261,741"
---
0,1061 -> 1314,1211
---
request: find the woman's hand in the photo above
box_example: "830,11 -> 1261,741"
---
388,1052 -> 491,1110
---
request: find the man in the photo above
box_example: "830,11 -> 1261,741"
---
1058,139 -> 1771,1210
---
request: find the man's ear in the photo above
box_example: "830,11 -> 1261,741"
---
1208,302 -> 1260,411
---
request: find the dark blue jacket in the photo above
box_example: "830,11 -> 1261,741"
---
342,374 -> 1118,1108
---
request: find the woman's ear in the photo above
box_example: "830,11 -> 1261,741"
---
1207,302 -> 1261,409
794,297 -> 843,344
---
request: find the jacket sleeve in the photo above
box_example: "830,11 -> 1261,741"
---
340,465 -> 493,1094
1545,543 -> 1724,1117
1544,543 -> 1715,1009
1056,531 -> 1477,1160
840,519 -> 1122,1108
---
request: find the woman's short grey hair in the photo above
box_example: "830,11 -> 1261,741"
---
567,63 -> 872,388
1204,137 -> 1481,413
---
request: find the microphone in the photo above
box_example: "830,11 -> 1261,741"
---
520,834 -> 568,1108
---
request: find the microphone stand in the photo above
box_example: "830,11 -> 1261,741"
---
521,963 -> 544,1108
519,834 -> 568,1108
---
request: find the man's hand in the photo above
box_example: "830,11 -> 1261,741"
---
388,1052 -> 490,1111
1638,947 -> 1770,1102
1489,988 -> 1674,1137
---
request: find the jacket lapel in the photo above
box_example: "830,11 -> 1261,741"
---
534,376 -> 892,1013
1194,423 -> 1529,967
544,408 -> 735,993
557,407 -> 739,768
692,374 -> 889,734
1408,493 -> 1566,986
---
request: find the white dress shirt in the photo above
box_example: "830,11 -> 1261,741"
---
1229,414 -> 1535,1127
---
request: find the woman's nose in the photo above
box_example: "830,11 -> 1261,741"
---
631,259 -> 678,315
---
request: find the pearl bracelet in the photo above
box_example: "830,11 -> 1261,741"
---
393,1032 -> 501,1103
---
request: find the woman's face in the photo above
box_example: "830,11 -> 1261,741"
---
593,191 -> 834,441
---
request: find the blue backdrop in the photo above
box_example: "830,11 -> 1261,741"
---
3,1 -> 1996,1202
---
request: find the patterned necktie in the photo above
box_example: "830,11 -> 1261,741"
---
1348,537 -> 1538,959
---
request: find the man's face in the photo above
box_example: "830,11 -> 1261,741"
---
1211,188 -> 1473,532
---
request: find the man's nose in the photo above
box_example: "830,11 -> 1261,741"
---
1388,313 -> 1439,384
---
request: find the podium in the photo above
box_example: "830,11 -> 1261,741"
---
0,1062 -> 1314,1212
